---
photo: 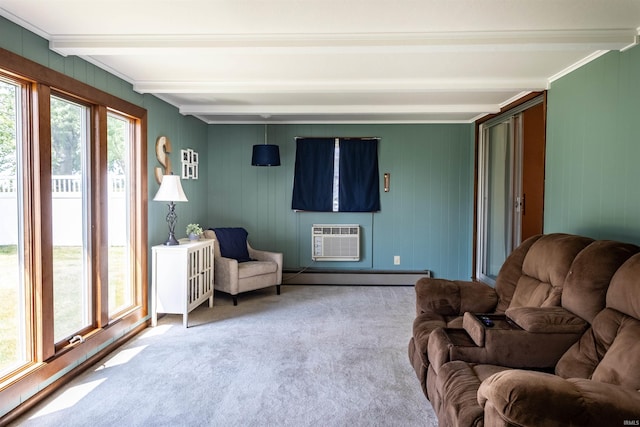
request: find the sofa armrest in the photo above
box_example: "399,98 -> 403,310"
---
248,246 -> 282,264
214,255 -> 239,294
456,310 -> 582,368
415,278 -> 498,316
478,370 -> 640,427
248,246 -> 283,284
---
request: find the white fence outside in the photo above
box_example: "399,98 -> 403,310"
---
0,175 -> 127,246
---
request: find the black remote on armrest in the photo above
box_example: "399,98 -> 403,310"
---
479,315 -> 494,327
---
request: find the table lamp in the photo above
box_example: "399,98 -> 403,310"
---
154,174 -> 188,245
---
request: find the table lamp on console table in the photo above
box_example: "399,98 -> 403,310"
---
154,174 -> 188,245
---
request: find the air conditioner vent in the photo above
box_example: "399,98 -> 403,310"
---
312,224 -> 360,261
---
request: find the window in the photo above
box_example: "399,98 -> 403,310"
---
292,137 -> 380,212
50,95 -> 92,343
107,112 -> 135,318
0,48 -> 147,400
0,77 -> 28,375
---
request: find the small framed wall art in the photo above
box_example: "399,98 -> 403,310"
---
180,148 -> 199,180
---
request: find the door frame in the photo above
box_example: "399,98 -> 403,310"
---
472,91 -> 546,282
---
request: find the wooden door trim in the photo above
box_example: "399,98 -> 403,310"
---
472,91 -> 546,281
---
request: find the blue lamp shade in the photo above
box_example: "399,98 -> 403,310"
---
251,144 -> 281,166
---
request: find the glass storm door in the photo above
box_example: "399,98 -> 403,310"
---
477,117 -> 523,284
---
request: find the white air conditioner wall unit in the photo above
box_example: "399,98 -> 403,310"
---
312,224 -> 360,261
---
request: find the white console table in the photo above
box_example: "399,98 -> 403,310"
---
151,238 -> 214,327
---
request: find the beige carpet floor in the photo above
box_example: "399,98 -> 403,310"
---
12,285 -> 437,427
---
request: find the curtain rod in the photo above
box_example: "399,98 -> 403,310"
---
294,137 -> 380,140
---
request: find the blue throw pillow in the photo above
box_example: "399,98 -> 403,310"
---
212,227 -> 252,262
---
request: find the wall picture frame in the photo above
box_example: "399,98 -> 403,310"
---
180,148 -> 199,180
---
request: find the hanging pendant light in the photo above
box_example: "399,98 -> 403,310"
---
251,123 -> 281,166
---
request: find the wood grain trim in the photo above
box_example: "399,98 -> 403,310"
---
34,83 -> 55,362
475,91 -> 545,126
472,91 -> 547,280
0,317 -> 148,425
135,113 -> 149,314
0,45 -> 149,417
0,47 -> 145,119
93,105 -> 109,327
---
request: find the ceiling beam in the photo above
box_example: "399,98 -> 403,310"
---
179,103 -> 501,116
49,29 -> 639,56
134,79 -> 546,94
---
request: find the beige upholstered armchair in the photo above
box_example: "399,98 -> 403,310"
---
203,227 -> 282,305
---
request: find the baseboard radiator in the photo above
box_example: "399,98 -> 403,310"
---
283,269 -> 432,286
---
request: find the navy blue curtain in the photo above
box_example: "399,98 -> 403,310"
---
339,138 -> 380,212
291,138 -> 335,211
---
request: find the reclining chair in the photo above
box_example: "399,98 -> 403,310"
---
458,250 -> 640,426
408,233 -> 595,395
419,236 -> 639,426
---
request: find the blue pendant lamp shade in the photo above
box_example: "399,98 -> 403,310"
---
252,144 -> 281,166
252,124 -> 281,166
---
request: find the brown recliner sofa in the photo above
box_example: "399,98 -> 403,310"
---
478,251 -> 640,426
408,233 -> 595,394
409,234 -> 640,426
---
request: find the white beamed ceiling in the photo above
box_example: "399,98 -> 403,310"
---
1,0 -> 639,123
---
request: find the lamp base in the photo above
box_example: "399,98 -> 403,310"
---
164,232 -> 180,246
163,202 -> 180,245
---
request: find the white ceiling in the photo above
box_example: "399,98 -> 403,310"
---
1,0 -> 639,124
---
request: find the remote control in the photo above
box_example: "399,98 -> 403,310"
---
479,315 -> 494,327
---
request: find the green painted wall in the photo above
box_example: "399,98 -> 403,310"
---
6,13 -> 640,279
0,17 -> 210,249
144,97 -> 209,246
1,16 -> 474,280
545,45 -> 640,244
207,123 -> 474,279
